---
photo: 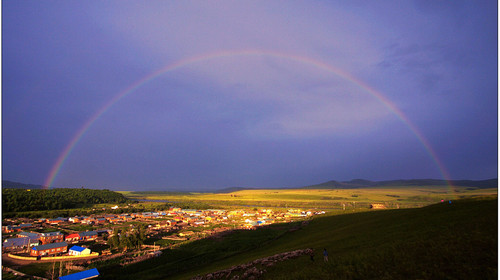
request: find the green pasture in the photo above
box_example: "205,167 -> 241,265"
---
6,195 -> 496,279
96,196 -> 496,279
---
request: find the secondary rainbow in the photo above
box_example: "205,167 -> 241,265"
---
44,49 -> 453,191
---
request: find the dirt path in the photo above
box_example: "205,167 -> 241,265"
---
2,253 -> 33,268
2,253 -> 98,267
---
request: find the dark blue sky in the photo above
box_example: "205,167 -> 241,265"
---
2,1 -> 497,190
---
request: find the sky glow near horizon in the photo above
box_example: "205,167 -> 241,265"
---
2,1 -> 497,190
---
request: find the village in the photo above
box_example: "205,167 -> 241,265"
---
2,206 -> 325,264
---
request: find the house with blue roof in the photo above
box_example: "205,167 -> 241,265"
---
68,245 -> 91,256
59,268 -> 99,280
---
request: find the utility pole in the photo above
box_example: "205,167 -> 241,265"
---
51,260 -> 55,280
24,238 -> 27,253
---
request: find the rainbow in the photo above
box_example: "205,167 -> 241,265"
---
44,49 -> 453,192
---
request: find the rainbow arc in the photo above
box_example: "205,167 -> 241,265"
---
44,49 -> 453,193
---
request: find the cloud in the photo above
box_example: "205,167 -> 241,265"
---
96,2 -> 382,70
83,2 -> 402,139
153,55 -> 394,138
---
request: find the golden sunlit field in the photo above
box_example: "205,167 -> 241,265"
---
120,186 -> 497,210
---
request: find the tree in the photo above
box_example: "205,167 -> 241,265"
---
118,229 -> 133,251
108,228 -> 120,249
136,225 -> 146,249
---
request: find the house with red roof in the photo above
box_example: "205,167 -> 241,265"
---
65,233 -> 80,243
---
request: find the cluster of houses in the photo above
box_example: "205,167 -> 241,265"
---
2,229 -> 104,257
4,208 -> 322,233
3,207 -> 324,259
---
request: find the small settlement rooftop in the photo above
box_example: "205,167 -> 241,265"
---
31,241 -> 68,256
59,268 -> 99,280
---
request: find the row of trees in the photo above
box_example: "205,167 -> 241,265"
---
2,188 -> 129,212
1,200 -> 211,219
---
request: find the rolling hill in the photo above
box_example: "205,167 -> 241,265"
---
4,178 -> 496,193
97,197 -> 497,280
302,178 -> 498,189
2,180 -> 45,189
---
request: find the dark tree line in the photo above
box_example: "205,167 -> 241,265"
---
2,188 -> 129,212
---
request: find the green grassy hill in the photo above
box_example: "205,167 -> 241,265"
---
259,197 -> 497,279
97,197 -> 497,279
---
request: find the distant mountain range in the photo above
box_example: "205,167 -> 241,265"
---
3,178 -> 497,192
301,178 -> 498,189
2,180 -> 45,189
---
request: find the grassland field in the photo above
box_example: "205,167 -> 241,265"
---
95,196 -> 497,280
120,186 -> 497,209
3,186 -> 496,279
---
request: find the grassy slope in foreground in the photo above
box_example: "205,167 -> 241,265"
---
258,197 -> 498,280
99,197 -> 497,280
